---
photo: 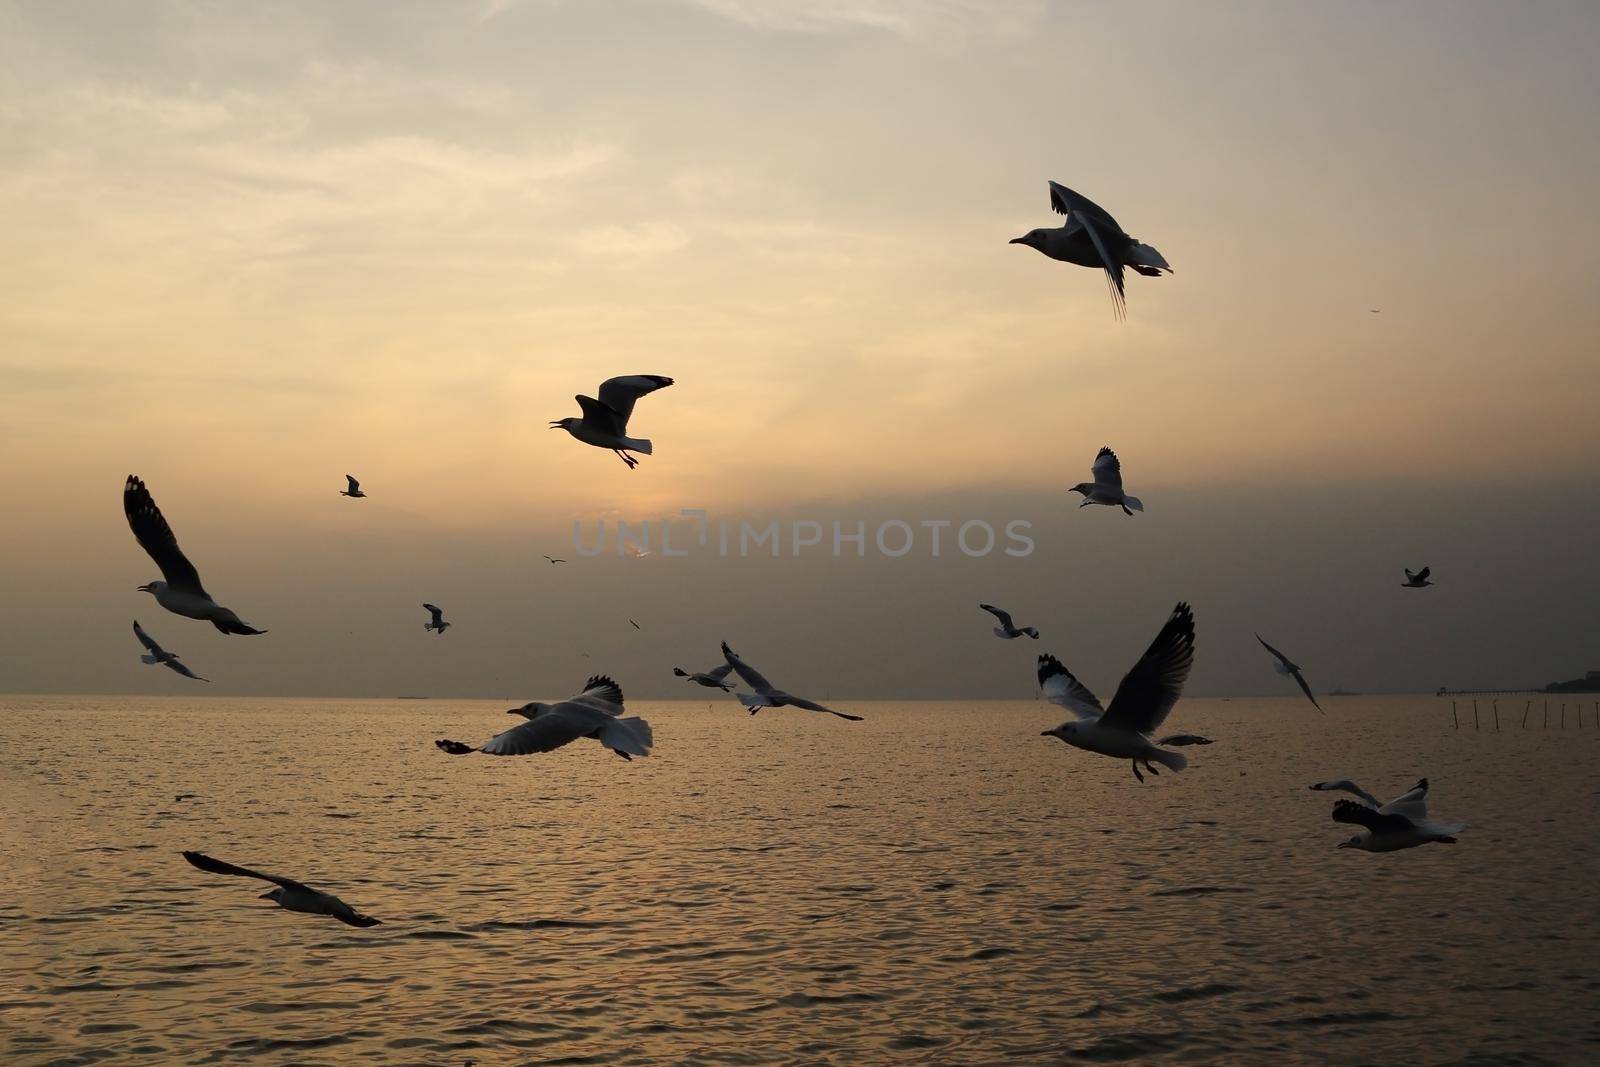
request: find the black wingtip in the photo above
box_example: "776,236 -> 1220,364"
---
434,739 -> 475,755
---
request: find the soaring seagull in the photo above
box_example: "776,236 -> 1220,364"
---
1009,181 -> 1170,318
673,662 -> 735,691
423,603 -> 450,635
124,476 -> 266,635
1255,633 -> 1321,711
980,603 -> 1039,640
181,850 -> 381,927
1402,566 -> 1433,588
1068,447 -> 1143,515
720,641 -> 863,721
543,555 -> 566,564
1311,778 -> 1465,852
132,620 -> 208,682
550,374 -> 674,469
435,675 -> 652,760
1038,603 -> 1197,782
339,475 -> 365,498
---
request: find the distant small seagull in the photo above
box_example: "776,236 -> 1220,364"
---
339,475 -> 365,498
124,476 -> 267,635
1402,566 -> 1433,588
175,793 -> 198,802
721,641 -> 863,721
1157,733 -> 1213,746
180,850 -> 381,927
674,663 -> 735,691
629,619 -> 641,630
1369,308 -> 1381,313
1254,633 -> 1321,711
1038,602 -> 1197,782
423,603 -> 450,635
627,544 -> 652,559
435,675 -> 652,761
550,374 -> 674,469
1312,778 -> 1465,852
132,620 -> 209,682
980,603 -> 1039,640
1068,447 -> 1143,515
543,555 -> 566,564
1010,181 -> 1170,318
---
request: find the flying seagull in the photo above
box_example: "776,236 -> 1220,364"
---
630,619 -> 642,630
1254,633 -> 1321,711
720,641 -> 863,721
1068,447 -> 1143,515
627,544 -> 652,559
1402,566 -> 1433,588
980,603 -> 1039,640
180,850 -> 381,927
1038,602 -> 1197,782
423,603 -> 450,635
124,476 -> 266,635
435,675 -> 652,761
1157,733 -> 1213,746
132,620 -> 208,682
1009,181 -> 1170,318
543,555 -> 566,564
673,663 -> 735,691
551,374 -> 674,469
1312,778 -> 1465,852
339,475 -> 365,498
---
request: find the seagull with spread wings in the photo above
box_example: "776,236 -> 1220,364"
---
339,475 -> 365,498
543,555 -> 566,564
181,850 -> 381,927
132,620 -> 208,682
720,641 -> 863,721
1311,778 -> 1464,852
1255,633 -> 1321,711
1068,447 -> 1143,515
422,603 -> 450,635
1402,566 -> 1433,588
124,476 -> 266,635
980,603 -> 1039,640
1009,181 -> 1171,317
550,374 -> 674,469
435,675 -> 652,761
673,662 -> 736,691
1038,602 -> 1197,782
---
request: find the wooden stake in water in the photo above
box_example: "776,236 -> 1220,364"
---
1544,699 -> 1549,728
1522,699 -> 1532,728
1493,699 -> 1499,732
1473,700 -> 1480,730
1561,703 -> 1566,728
1452,701 -> 1458,730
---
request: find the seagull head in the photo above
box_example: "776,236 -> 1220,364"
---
1009,229 -> 1044,250
1040,722 -> 1076,741
1067,483 -> 1093,497
1336,838 -> 1358,850
507,701 -> 547,719
137,581 -> 166,595
549,417 -> 580,432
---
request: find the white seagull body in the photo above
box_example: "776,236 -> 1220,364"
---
1069,447 -> 1143,515
1255,633 -> 1321,711
674,663 -> 735,691
435,675 -> 652,760
423,603 -> 450,634
181,850 -> 380,927
124,476 -> 267,635
1402,566 -> 1433,588
551,374 -> 674,469
1010,182 -> 1170,318
339,475 -> 365,498
133,620 -> 208,682
1038,602 -> 1196,782
720,641 -> 863,721
980,603 -> 1039,640
1312,778 -> 1465,852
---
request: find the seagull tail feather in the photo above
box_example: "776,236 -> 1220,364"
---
1148,747 -> 1187,774
622,436 -> 653,456
1122,495 -> 1144,512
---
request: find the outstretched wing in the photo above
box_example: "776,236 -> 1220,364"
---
423,603 -> 445,626
1098,602 -> 1196,735
979,603 -> 1015,629
1037,654 -> 1103,720
721,641 -> 775,695
1047,182 -> 1123,231
567,674 -> 625,716
1380,778 -> 1430,822
1091,447 -> 1123,489
132,620 -> 165,656
345,475 -> 360,493
181,850 -> 307,892
701,662 -> 735,684
478,709 -> 593,755
124,476 -> 207,595
1254,633 -> 1292,670
777,692 -> 864,721
1079,216 -> 1127,318
1331,799 -> 1415,833
163,659 -> 209,682
1309,779 -> 1380,807
575,394 -> 625,435
1290,668 -> 1322,712
1414,566 -> 1430,582
596,375 -> 674,430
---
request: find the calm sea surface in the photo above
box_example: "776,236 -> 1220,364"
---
3,694 -> 1599,1065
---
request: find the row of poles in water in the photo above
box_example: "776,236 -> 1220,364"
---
1449,698 -> 1600,730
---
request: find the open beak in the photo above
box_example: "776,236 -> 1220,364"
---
137,583 -> 152,592
547,421 -> 562,429
1335,842 -> 1351,849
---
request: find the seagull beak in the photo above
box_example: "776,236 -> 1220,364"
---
136,583 -> 152,592
1008,236 -> 1026,245
1335,842 -> 1351,850
1039,729 -> 1054,737
547,421 -> 562,429
258,890 -> 277,899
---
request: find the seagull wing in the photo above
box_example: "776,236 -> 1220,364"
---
1098,602 -> 1196,735
1254,633 -> 1293,671
575,394 -> 625,435
1078,215 -> 1127,318
1379,778 -> 1430,821
1308,779 -> 1380,807
1331,799 -> 1416,833
702,662 -> 735,684
1091,447 -> 1123,490
124,476 -> 208,595
721,641 -> 775,695
132,620 -> 165,656
423,603 -> 445,626
181,850 -> 309,892
566,674 -> 625,716
479,707 -> 597,755
1289,668 -> 1321,711
596,375 -> 674,430
1415,566 -> 1430,582
345,475 -> 360,493
1037,654 -> 1104,720
163,659 -> 209,682
1047,182 -> 1123,231
978,603 -> 1015,629
775,692 -> 864,721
